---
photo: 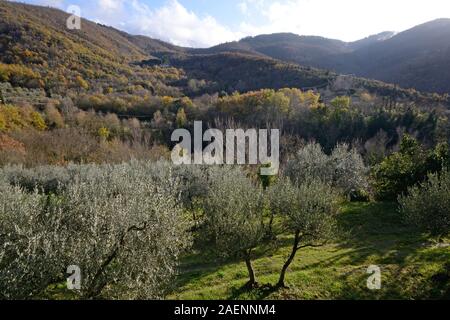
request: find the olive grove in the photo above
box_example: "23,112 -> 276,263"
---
0,162 -> 192,299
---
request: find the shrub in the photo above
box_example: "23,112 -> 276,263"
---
44,104 -> 65,129
372,135 -> 450,201
399,170 -> 450,236
30,111 -> 47,131
175,108 -> 187,128
0,112 -> 6,131
0,135 -> 26,165
0,104 -> 48,132
331,96 -> 351,109
0,63 -> 41,88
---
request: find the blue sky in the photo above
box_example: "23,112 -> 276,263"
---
15,0 -> 450,47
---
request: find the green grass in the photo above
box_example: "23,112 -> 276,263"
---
168,202 -> 450,300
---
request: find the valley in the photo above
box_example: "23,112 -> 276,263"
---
0,0 -> 449,302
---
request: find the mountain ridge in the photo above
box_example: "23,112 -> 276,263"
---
189,19 -> 450,94
0,1 -> 449,105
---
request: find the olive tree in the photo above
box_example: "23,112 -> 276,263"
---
330,143 -> 369,197
173,165 -> 210,225
399,170 -> 450,237
0,164 -> 72,193
268,178 -> 340,288
53,162 -> 192,299
285,143 -> 330,183
203,167 -> 265,288
285,142 -> 368,199
0,183 -> 63,299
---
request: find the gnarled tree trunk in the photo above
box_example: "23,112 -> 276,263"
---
277,230 -> 300,288
243,249 -> 257,288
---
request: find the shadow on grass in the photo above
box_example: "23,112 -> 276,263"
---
228,283 -> 278,300
171,233 -> 288,294
171,201 -> 450,300
329,202 -> 450,299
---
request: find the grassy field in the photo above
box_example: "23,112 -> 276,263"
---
168,202 -> 450,300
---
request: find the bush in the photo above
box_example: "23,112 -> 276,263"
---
0,104 -> 47,132
0,63 -> 42,88
1,164 -> 72,193
372,135 -> 450,201
399,170 -> 450,236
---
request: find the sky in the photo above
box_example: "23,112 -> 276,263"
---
15,0 -> 450,48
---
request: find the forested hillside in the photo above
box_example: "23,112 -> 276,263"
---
2,1 -> 446,103
0,1 -> 449,165
199,20 -> 450,94
334,19 -> 450,94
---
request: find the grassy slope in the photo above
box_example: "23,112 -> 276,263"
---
169,202 -> 450,300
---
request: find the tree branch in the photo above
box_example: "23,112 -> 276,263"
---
86,221 -> 149,298
296,240 -> 329,251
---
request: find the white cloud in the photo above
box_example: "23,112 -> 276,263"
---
238,2 -> 248,14
86,0 -> 242,48
29,0 -> 450,47
98,0 -> 124,11
131,0 -> 240,47
237,0 -> 450,41
29,0 -> 64,7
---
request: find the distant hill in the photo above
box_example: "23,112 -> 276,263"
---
191,33 -> 352,65
0,1 -> 147,62
193,31 -> 395,70
195,21 -> 450,94
0,1 -> 186,96
347,31 -> 396,51
170,52 -> 334,94
0,1 -> 447,106
0,1 -> 360,98
330,19 -> 450,94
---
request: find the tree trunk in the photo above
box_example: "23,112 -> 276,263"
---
192,210 -> 197,223
277,230 -> 301,288
244,250 -> 257,288
85,223 -> 148,298
267,212 -> 275,236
